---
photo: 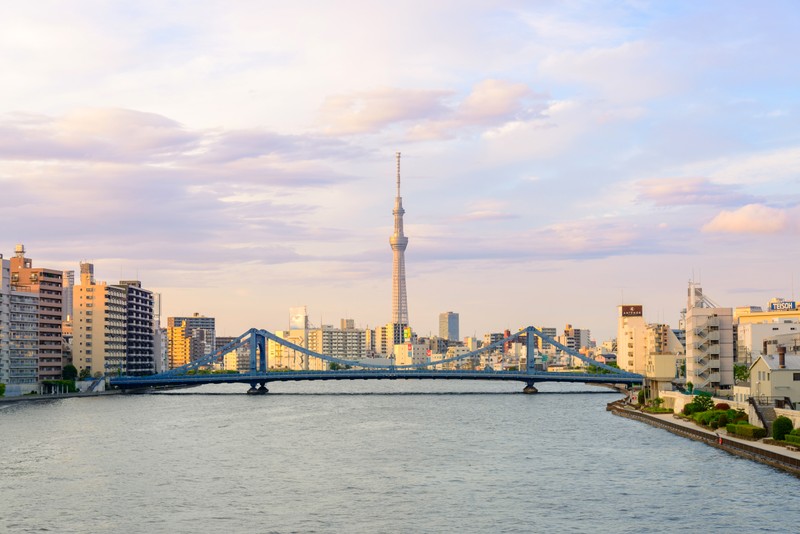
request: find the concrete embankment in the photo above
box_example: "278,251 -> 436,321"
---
0,390 -> 121,405
607,400 -> 800,478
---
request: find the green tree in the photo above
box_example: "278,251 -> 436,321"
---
773,416 -> 794,441
693,394 -> 714,412
79,367 -> 91,380
733,364 -> 750,384
62,364 -> 78,381
0,383 -> 5,397
686,381 -> 694,393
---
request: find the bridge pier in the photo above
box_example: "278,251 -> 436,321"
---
247,382 -> 269,395
523,382 -> 538,394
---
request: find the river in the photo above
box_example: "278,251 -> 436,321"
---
1,381 -> 797,533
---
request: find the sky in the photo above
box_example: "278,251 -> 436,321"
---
1,1 -> 799,342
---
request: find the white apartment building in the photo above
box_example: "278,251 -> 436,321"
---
685,283 -> 734,391
617,305 -> 647,374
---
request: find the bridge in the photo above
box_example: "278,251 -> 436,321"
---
111,326 -> 642,393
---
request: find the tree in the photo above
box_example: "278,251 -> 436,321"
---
693,394 -> 714,412
734,364 -> 750,385
773,416 -> 794,441
686,381 -> 694,393
0,383 -> 5,397
62,364 -> 78,381
79,367 -> 92,380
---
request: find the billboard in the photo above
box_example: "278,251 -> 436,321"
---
770,301 -> 797,312
621,305 -> 643,317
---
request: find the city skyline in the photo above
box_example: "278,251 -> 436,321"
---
1,2 -> 799,341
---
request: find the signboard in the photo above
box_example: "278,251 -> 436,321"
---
404,327 -> 412,341
621,305 -> 643,317
770,301 -> 797,312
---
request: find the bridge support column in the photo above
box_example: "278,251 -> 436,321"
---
523,382 -> 538,394
247,382 -> 269,395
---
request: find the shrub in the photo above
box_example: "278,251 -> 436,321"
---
637,389 -> 646,405
0,383 -> 5,397
714,403 -> 730,410
693,394 -> 714,412
786,434 -> 800,445
717,414 -> 729,428
683,403 -> 698,416
729,424 -> 767,440
726,423 -> 738,434
791,428 -> 800,436
773,416 -> 794,441
732,409 -> 748,423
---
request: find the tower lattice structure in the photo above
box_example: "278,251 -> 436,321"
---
390,152 -> 409,326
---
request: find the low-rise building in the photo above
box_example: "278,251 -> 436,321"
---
749,346 -> 800,409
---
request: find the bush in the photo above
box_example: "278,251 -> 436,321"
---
693,394 -> 714,412
729,424 -> 767,440
791,428 -> 800,436
0,383 -> 5,397
683,403 -> 698,416
786,434 -> 800,445
717,414 -> 729,428
637,389 -> 646,405
714,403 -> 730,410
773,416 -> 794,441
726,423 -> 738,434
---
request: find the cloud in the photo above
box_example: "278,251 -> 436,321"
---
636,177 -> 754,207
319,88 -> 451,135
0,108 -> 199,162
702,204 -> 794,234
408,79 -> 546,140
538,40 -> 678,102
318,79 -> 546,139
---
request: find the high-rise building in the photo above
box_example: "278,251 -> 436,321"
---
73,263 -> 128,376
439,312 -> 459,342
118,281 -> 155,376
685,282 -> 733,391
0,256 -> 11,384
389,152 -> 409,342
617,305 -> 647,374
9,244 -> 63,381
167,313 -> 216,368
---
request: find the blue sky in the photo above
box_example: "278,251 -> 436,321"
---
1,1 -> 798,341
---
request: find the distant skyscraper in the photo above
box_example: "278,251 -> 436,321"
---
390,152 -> 409,330
439,312 -> 459,341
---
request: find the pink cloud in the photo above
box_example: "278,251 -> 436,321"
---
318,88 -> 451,135
702,204 -> 792,234
319,79 -> 546,139
636,177 -> 753,206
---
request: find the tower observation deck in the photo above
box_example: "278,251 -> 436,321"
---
390,152 -> 409,326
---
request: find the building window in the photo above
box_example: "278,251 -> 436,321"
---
793,373 -> 800,381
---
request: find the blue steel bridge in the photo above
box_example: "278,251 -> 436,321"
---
111,326 -> 642,394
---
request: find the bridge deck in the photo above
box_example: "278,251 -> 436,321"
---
111,370 -> 642,390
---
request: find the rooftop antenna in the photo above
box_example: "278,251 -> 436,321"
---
396,151 -> 401,198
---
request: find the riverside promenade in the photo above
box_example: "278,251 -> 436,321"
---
608,400 -> 800,477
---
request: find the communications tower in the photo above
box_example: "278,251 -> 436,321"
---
390,152 -> 409,328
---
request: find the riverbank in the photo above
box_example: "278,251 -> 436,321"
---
608,400 -> 800,477
0,390 -> 121,405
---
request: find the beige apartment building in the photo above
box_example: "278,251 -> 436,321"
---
72,263 -> 127,376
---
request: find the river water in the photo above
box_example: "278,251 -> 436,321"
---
1,380 -> 798,533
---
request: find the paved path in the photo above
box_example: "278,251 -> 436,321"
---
644,409 -> 800,460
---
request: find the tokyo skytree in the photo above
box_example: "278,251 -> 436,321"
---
390,152 -> 409,325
